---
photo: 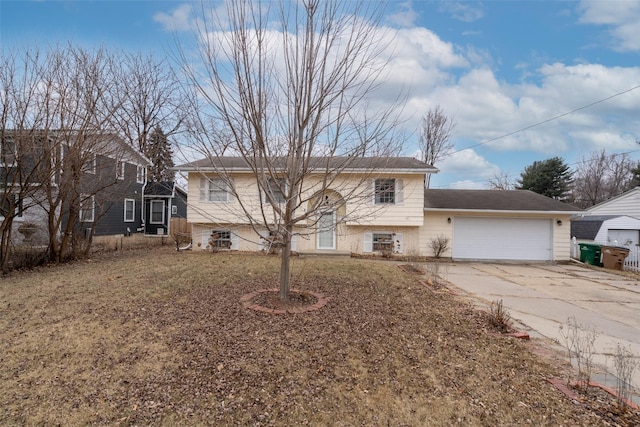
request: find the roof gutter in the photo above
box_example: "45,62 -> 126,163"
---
424,208 -> 582,215
175,166 -> 438,174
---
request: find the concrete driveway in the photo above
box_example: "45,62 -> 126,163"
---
444,262 -> 640,401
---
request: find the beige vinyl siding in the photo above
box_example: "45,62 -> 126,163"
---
420,212 -> 454,257
344,174 -> 425,226
188,171 -> 427,228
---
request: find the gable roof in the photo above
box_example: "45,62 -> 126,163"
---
587,186 -> 640,213
424,189 -> 582,213
570,215 -> 620,240
144,181 -> 175,197
175,156 -> 436,174
2,129 -> 151,166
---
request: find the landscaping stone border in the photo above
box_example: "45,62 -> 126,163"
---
240,288 -> 329,314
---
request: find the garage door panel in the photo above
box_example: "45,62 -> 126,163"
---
453,217 -> 552,261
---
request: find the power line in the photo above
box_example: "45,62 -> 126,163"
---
433,148 -> 640,189
449,84 -> 640,156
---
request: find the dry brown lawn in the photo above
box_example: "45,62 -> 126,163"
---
1,247 -> 638,426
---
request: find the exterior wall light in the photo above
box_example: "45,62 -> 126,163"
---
447,217 -> 452,224
556,219 -> 563,226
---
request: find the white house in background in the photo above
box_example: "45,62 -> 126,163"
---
176,157 -> 582,261
571,215 -> 640,265
586,186 -> 640,219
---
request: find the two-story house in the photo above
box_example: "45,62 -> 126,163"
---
176,156 -> 435,255
177,156 -> 581,261
1,130 -> 151,246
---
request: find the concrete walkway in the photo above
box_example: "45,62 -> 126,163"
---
443,261 -> 640,403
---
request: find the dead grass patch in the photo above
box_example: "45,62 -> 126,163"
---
1,248 -> 638,425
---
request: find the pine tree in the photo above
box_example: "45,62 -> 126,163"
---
516,157 -> 573,201
146,126 -> 175,182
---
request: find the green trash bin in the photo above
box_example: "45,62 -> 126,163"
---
579,243 -> 602,266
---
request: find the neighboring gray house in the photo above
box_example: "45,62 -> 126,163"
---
143,181 -> 187,236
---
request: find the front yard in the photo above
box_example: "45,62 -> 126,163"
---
0,248 -> 635,425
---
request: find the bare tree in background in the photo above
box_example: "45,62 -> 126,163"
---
419,105 -> 455,188
488,171 -> 515,190
182,0 -> 407,300
572,149 -> 637,208
2,46 -> 144,264
111,52 -> 186,155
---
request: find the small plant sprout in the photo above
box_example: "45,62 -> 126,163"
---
558,316 -> 599,390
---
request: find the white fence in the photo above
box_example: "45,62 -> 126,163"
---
624,245 -> 640,273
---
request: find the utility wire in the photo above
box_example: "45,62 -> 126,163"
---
449,84 -> 640,156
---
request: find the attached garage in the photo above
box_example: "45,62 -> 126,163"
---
423,189 -> 582,262
453,217 -> 553,260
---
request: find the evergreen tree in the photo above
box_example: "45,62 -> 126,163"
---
516,156 -> 573,200
146,126 -> 175,182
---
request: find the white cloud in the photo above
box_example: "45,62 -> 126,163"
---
578,0 -> 640,51
438,148 -> 499,181
154,4 -> 193,32
388,1 -> 419,27
439,2 -> 484,23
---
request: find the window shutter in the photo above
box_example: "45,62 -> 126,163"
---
202,230 -> 210,249
258,229 -> 269,251
393,232 -> 403,254
363,232 -> 373,253
367,179 -> 375,205
291,234 -> 298,252
395,179 -> 404,206
230,231 -> 239,250
199,177 -> 207,201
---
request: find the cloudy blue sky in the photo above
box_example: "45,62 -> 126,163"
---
2,1 -> 639,189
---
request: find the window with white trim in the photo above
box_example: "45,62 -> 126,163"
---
1,194 -> 22,218
0,139 -> 17,166
200,177 -> 230,203
373,232 -> 394,251
375,179 -> 395,204
150,200 -> 164,224
208,230 -> 232,249
79,195 -> 95,222
265,177 -> 287,204
124,198 -> 135,222
84,153 -> 96,174
116,161 -> 125,180
136,165 -> 146,184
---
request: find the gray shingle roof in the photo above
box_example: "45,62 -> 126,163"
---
144,181 -> 175,197
570,215 -> 621,240
175,156 -> 436,173
424,189 -> 582,212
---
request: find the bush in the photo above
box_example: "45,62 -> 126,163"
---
487,299 -> 512,333
430,235 -> 450,258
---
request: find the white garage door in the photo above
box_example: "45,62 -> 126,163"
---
453,217 -> 553,261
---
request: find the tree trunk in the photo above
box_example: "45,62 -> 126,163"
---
279,238 -> 291,301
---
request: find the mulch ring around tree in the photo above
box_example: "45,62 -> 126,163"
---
240,288 -> 329,314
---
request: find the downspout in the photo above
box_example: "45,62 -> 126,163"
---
141,180 -> 147,234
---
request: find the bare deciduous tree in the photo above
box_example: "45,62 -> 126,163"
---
572,149 -> 636,208
488,171 -> 515,190
2,45 -> 150,266
111,52 -> 186,155
182,0 -> 407,300
419,105 -> 455,188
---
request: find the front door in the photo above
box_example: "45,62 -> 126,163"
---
317,211 -> 335,249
